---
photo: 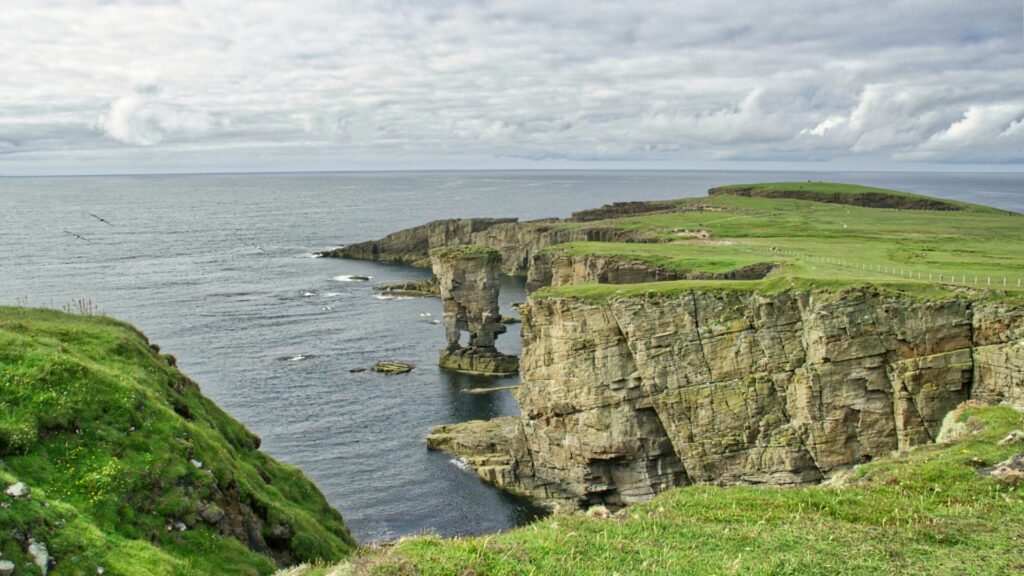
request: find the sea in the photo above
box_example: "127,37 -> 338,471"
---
0,170 -> 1021,543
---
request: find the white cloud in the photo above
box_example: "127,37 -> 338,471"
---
0,0 -> 1022,172
100,87 -> 211,146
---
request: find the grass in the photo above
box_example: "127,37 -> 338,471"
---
709,181 -> 990,210
536,183 -> 1024,300
0,307 -> 355,575
297,404 -> 1024,576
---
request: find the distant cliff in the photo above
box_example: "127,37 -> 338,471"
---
319,214 -> 669,281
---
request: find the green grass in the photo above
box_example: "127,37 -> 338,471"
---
310,405 -> 1024,576
0,307 -> 355,575
547,241 -> 771,275
538,184 -> 1024,300
709,181 -> 994,211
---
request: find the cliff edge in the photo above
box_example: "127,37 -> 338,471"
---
0,307 -> 355,575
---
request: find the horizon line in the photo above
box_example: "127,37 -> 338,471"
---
5,166 -> 1024,179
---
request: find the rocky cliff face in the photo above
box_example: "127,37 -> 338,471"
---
535,252 -> 776,287
322,217 -> 662,278
432,289 -> 1024,510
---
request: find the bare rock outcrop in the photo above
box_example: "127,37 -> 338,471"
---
431,245 -> 519,375
531,252 -> 776,287
432,289 -> 1023,510
322,217 -> 664,278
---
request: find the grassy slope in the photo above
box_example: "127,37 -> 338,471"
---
293,405 -> 1024,576
0,307 -> 355,575
538,182 -> 1024,301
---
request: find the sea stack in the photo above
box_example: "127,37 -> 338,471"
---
431,245 -> 519,375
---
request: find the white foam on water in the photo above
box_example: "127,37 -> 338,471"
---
285,355 -> 307,362
322,292 -> 342,297
334,274 -> 373,282
449,457 -> 470,471
374,294 -> 411,301
302,291 -> 318,297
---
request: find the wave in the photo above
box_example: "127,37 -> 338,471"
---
374,294 -> 411,301
334,274 -> 372,282
449,457 -> 470,471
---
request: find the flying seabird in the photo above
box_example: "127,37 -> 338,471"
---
89,213 -> 113,226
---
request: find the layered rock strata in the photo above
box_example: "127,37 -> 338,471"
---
322,217 -> 663,278
531,252 -> 776,287
431,245 -> 519,375
430,289 -> 1024,510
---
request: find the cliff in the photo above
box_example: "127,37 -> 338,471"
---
0,307 -> 355,575
335,182 -> 1022,510
320,216 -> 663,278
430,289 -> 1023,510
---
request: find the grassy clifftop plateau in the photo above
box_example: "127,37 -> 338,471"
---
288,404 -> 1024,576
0,307 -> 355,575
538,182 -> 1024,301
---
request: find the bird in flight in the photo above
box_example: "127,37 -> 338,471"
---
64,230 -> 91,242
89,213 -> 113,226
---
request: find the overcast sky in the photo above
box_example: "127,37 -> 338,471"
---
1,0 -> 1023,175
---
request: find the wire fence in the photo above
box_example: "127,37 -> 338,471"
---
739,242 -> 1024,290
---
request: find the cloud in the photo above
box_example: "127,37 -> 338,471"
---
0,0 -> 1022,172
100,85 -> 211,146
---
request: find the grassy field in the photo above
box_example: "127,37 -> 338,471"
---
539,182 -> 1024,300
287,404 -> 1024,576
0,307 -> 355,575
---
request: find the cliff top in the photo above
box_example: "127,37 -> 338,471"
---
537,182 -> 1024,301
0,307 -> 354,575
708,181 -> 978,211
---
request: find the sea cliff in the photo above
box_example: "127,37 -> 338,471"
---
325,182 -> 1024,511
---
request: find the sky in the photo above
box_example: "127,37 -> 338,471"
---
1,0 -> 1023,175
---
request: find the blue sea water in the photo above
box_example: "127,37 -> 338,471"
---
0,170 -> 1020,542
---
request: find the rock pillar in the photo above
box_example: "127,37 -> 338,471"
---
431,245 -> 519,375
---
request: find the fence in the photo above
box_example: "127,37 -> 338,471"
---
740,242 -> 1023,290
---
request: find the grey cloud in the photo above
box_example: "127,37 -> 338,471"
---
0,0 -> 1022,173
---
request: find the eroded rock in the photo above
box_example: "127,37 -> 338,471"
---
431,245 -> 519,375
437,290 -> 1023,510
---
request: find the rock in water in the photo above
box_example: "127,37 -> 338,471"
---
372,361 -> 414,374
430,245 -> 519,376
